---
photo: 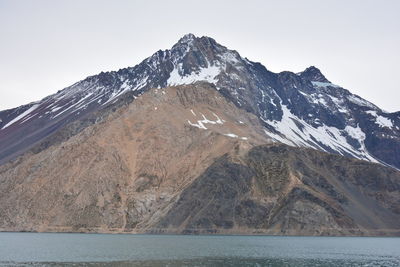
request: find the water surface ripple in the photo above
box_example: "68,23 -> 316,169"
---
0,233 -> 399,266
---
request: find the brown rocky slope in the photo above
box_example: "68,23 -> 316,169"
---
0,83 -> 399,236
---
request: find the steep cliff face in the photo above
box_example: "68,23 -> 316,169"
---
0,83 -> 399,236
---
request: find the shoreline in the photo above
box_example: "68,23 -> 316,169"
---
1,228 -> 400,237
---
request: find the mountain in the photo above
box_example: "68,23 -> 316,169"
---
0,34 -> 399,235
0,34 -> 399,168
0,83 -> 399,235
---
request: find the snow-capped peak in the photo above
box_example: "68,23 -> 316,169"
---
177,33 -> 196,45
1,34 -> 399,170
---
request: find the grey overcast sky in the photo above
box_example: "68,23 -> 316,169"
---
0,0 -> 399,112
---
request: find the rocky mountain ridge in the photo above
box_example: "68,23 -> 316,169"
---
0,34 -> 399,168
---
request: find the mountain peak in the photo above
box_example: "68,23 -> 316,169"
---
171,33 -> 206,59
300,66 -> 330,83
177,33 -> 196,45
174,33 -> 220,51
166,34 -> 243,86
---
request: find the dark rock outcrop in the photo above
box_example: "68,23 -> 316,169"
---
156,144 -> 400,236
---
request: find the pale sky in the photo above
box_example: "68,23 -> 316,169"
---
0,0 -> 399,111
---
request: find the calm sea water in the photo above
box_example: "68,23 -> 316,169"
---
0,233 -> 399,266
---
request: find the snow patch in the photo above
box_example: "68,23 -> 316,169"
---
224,133 -> 238,138
311,94 -> 328,107
53,92 -> 94,118
187,113 -> 224,130
133,76 -> 148,90
345,125 -> 366,140
51,106 -> 63,113
167,63 -> 220,86
188,120 -> 206,129
262,103 -> 378,162
211,112 -> 224,124
312,81 -> 340,88
2,104 -> 40,129
328,95 -> 348,113
223,133 -> 248,140
366,111 -> 393,129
